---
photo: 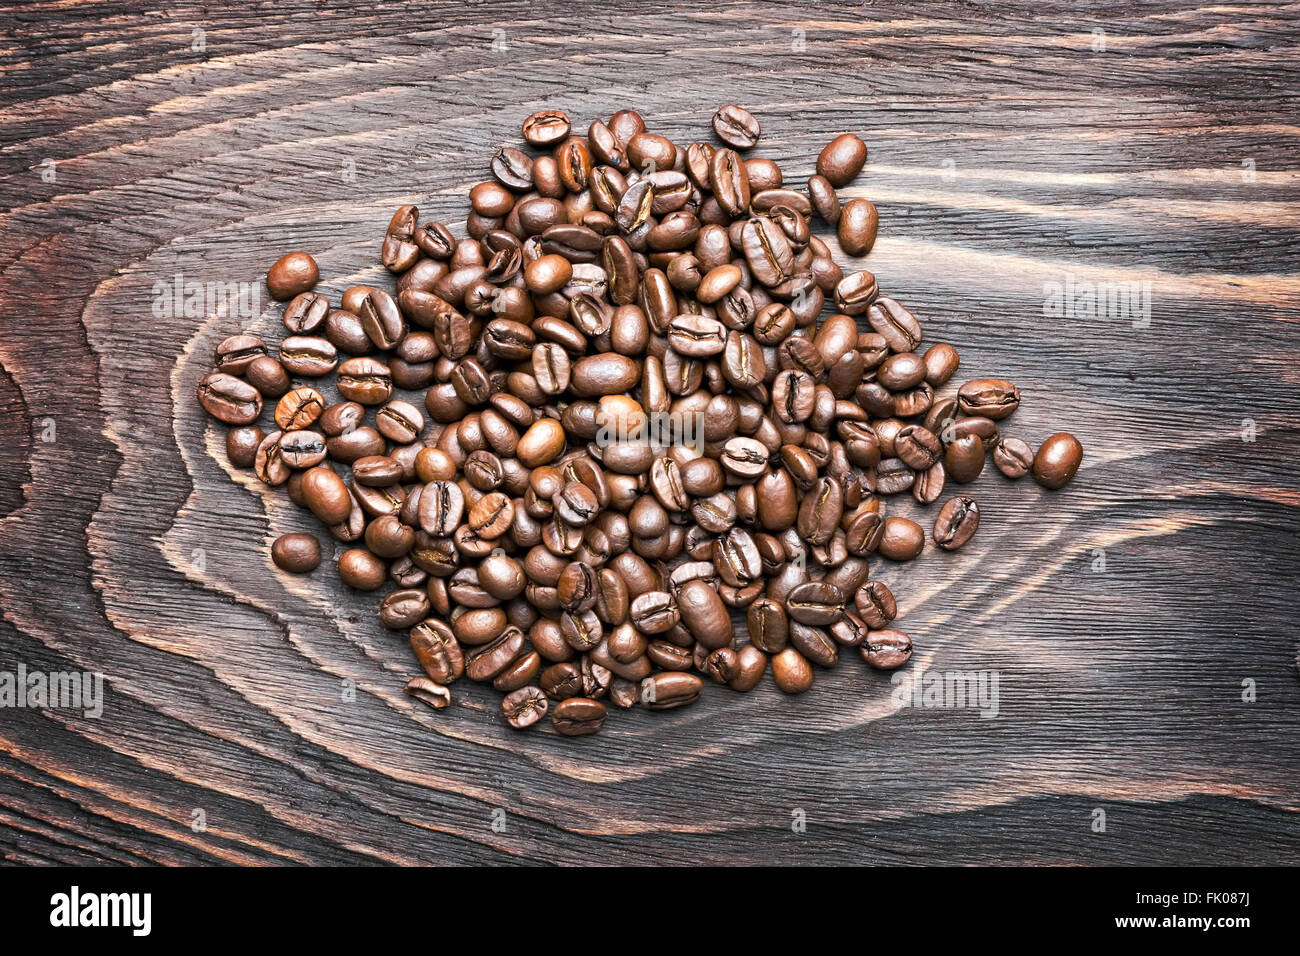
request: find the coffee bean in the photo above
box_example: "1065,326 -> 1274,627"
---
198,372 -> 262,425
712,104 -> 760,149
1033,433 -> 1083,489
404,677 -> 452,711
958,378 -> 1021,420
817,133 -> 867,187
993,436 -> 1034,479
271,532 -> 321,573
771,647 -> 813,693
337,357 -> 393,405
552,697 -> 606,735
933,495 -> 980,551
502,686 -> 549,728
284,291 -> 330,334
214,334 -> 267,374
522,109 -> 571,147
338,547 -> 386,590
786,581 -> 845,626
838,199 -> 878,256
945,434 -> 985,484
878,516 -> 924,561
266,251 -> 319,300
862,629 -> 912,670
411,619 -> 464,683
640,672 -> 703,709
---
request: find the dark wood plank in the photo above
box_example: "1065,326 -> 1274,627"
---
0,0 -> 1297,865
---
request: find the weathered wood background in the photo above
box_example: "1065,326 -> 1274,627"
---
0,0 -> 1297,865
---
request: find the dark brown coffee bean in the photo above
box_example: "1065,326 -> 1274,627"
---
895,425 -> 942,470
278,429 -> 328,469
502,686 -> 549,729
226,425 -> 264,468
197,372 -> 262,425
640,672 -> 703,710
838,199 -> 878,256
854,580 -> 897,629
712,105 -> 760,149
266,251 -> 319,300
786,581 -> 845,626
878,516 -> 925,561
933,495 -> 980,551
410,619 -> 464,683
993,436 -> 1034,479
404,677 -> 451,711
214,334 -> 267,374
337,357 -> 394,405
1033,433 -> 1083,489
817,133 -> 867,187
771,647 -> 813,694
551,697 -> 606,735
271,533 -> 320,573
945,434 -> 985,484
676,579 -> 731,649
338,547 -> 386,590
957,378 -> 1021,420
862,629 -> 912,670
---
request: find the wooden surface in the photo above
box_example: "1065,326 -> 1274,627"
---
1,0 -> 1298,865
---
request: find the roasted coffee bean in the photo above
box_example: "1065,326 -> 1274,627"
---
380,589 -> 432,630
878,516 -> 925,561
923,343 -> 960,386
640,672 -> 703,709
945,434 -> 985,484
838,199 -> 878,256
214,334 -> 267,374
676,579 -> 731,649
337,357 -> 394,405
266,251 -> 319,300
1033,433 -> 1083,489
934,495 -> 980,551
271,532 -> 320,573
771,647 -> 813,694
502,686 -> 549,728
630,591 -> 679,634
226,425 -> 264,468
198,372 -> 262,424
411,619 -> 464,683
404,677 -> 452,710
835,269 -> 878,315
552,697 -> 606,735
712,104 -> 760,149
867,296 -> 922,352
862,629 -> 912,670
817,133 -> 867,186
338,547 -> 387,590
278,336 -> 338,377
895,425 -> 942,470
786,581 -> 845,626
418,480 -> 465,536
854,580 -> 897,630
958,378 -> 1021,420
278,429 -> 328,469
993,436 -> 1034,479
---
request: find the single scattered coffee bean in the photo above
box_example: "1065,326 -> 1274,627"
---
712,105 -> 761,149
271,532 -> 321,573
1033,433 -> 1083,489
404,677 -> 452,711
266,251 -> 319,300
933,495 -> 980,551
862,629 -> 912,670
817,133 -> 867,187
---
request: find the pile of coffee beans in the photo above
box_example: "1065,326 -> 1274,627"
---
198,106 -> 1084,736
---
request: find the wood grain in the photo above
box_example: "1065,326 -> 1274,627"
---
1,0 -> 1297,865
